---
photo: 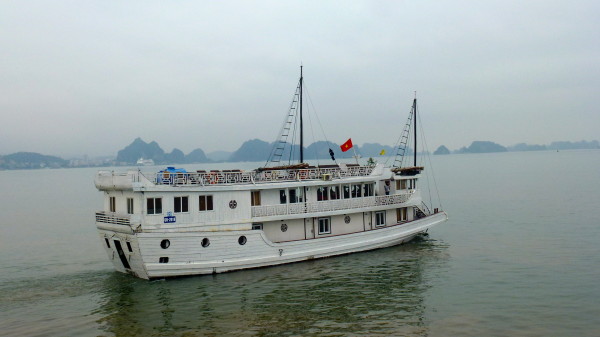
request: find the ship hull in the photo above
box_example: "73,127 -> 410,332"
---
98,212 -> 447,279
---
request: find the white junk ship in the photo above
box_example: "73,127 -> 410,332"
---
94,68 -> 448,279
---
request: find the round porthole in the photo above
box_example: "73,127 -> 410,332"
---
281,223 -> 288,232
344,215 -> 351,224
238,236 -> 247,245
160,239 -> 170,249
201,238 -> 210,248
229,200 -> 237,209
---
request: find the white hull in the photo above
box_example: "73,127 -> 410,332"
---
99,212 -> 447,279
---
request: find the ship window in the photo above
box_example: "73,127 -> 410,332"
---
351,184 -> 362,198
126,241 -> 133,252
201,238 -> 210,247
251,191 -> 261,206
279,189 -> 287,204
127,198 -> 134,214
160,239 -> 170,249
317,187 -> 329,201
343,185 -> 350,199
252,223 -> 263,230
400,180 -> 407,189
364,184 -> 373,197
289,189 -> 297,203
397,207 -> 408,222
375,211 -> 386,227
174,196 -> 189,213
109,196 -> 116,212
318,217 -> 331,234
330,186 -> 340,200
238,236 -> 247,245
147,197 -> 162,215
199,195 -> 213,211
159,257 -> 169,263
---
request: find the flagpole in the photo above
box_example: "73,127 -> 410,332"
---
352,146 -> 360,165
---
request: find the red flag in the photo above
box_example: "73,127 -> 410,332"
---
340,138 -> 353,152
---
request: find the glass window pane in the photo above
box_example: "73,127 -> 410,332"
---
155,198 -> 162,214
207,195 -> 213,210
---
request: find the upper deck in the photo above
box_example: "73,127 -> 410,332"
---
95,164 -> 382,191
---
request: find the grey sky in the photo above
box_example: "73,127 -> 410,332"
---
1,1 -> 598,157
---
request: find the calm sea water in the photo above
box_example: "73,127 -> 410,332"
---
1,150 -> 599,336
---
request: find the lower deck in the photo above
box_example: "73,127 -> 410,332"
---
98,211 -> 447,279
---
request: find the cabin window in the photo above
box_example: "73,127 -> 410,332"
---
318,217 -> 331,234
330,186 -> 340,200
375,211 -> 386,227
351,184 -> 362,198
174,196 -> 189,213
400,180 -> 407,189
159,257 -> 169,263
279,189 -> 287,204
397,207 -> 408,222
317,187 -> 329,201
343,185 -> 350,199
147,197 -> 162,215
109,196 -> 116,212
252,223 -> 263,230
363,184 -> 374,197
199,195 -> 214,211
284,188 -> 303,203
251,191 -> 261,206
410,179 -> 416,189
126,198 -> 134,214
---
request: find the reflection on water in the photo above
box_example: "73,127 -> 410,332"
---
95,238 -> 449,336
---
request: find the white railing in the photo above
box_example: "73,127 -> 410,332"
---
144,165 -> 375,186
95,212 -> 131,226
251,192 -> 413,218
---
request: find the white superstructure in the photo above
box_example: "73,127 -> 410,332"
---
95,164 -> 447,279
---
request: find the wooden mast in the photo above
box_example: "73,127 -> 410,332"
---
299,65 -> 304,163
413,93 -> 417,167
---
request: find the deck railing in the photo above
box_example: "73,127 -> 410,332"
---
143,165 -> 375,186
95,212 -> 131,226
251,192 -> 413,218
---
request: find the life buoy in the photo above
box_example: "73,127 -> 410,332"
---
207,173 -> 218,184
298,170 -> 308,180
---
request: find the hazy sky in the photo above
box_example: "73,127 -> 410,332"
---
1,1 -> 598,157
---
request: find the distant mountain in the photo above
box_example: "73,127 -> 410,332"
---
186,149 -> 210,163
360,143 -> 395,157
229,139 -> 272,162
0,152 -> 68,169
116,138 -> 165,164
548,140 -> 599,150
116,138 -> 211,164
456,141 -> 507,154
206,150 -> 232,162
433,145 -> 450,155
508,143 -> 547,152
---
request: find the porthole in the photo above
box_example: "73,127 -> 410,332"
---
229,200 -> 238,209
238,236 -> 247,245
201,238 -> 210,248
281,223 -> 288,232
160,239 -> 170,249
344,215 -> 351,224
